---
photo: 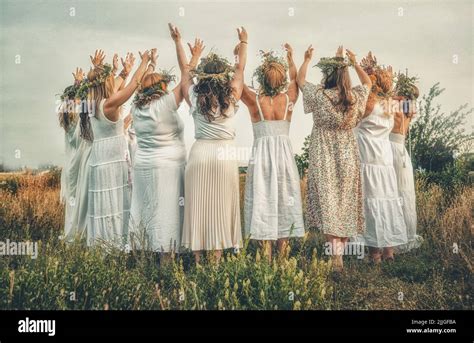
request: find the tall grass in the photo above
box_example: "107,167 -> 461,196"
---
0,171 -> 471,310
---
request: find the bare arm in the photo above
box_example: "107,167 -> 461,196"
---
169,23 -> 199,107
241,84 -> 256,108
346,49 -> 371,88
104,50 -> 151,121
284,43 -> 299,103
230,27 -> 248,101
297,45 -> 314,90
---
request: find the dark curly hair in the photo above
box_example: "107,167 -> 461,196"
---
194,59 -> 234,122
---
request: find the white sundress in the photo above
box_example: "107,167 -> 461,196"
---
87,99 -> 131,248
354,102 -> 407,248
129,92 -> 185,253
60,120 -> 80,240
390,127 -> 423,252
244,93 -> 305,240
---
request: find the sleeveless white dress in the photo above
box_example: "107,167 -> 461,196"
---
60,120 -> 80,239
244,93 -> 305,240
182,85 -> 242,251
87,99 -> 131,247
129,93 -> 185,252
354,102 -> 407,248
390,127 -> 422,252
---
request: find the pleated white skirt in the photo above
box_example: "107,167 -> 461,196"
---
182,139 -> 242,251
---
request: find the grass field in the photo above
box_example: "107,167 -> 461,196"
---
0,170 -> 472,310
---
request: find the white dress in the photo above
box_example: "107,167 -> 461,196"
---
181,85 -> 242,251
244,93 -> 305,240
60,121 -> 80,239
355,103 -> 407,248
87,99 -> 131,247
129,92 -> 185,252
390,131 -> 423,252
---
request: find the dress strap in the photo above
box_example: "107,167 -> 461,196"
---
255,92 -> 265,122
283,93 -> 290,121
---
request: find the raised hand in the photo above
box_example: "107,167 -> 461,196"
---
168,23 -> 181,42
139,50 -> 151,64
304,45 -> 314,62
237,26 -> 248,43
112,53 -> 119,74
188,38 -> 205,58
346,49 -> 357,64
121,52 -> 135,75
90,49 -> 105,67
72,67 -> 84,82
284,43 -> 294,61
150,48 -> 158,65
336,45 -> 344,58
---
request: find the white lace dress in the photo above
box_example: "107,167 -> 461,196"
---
244,93 -> 305,240
354,102 -> 407,248
87,99 -> 131,247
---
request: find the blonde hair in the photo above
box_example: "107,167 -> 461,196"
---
79,66 -> 115,141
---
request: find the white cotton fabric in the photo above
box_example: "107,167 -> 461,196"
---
60,121 -> 81,239
354,103 -> 408,248
60,121 -> 92,242
129,92 -> 185,252
390,132 -> 423,252
244,95 -> 305,241
87,99 -> 131,248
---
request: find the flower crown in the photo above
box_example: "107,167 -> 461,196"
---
314,56 -> 353,75
252,50 -> 289,97
74,63 -> 114,100
190,52 -> 235,84
133,69 -> 177,108
360,54 -> 394,98
60,84 -> 79,101
394,72 -> 419,100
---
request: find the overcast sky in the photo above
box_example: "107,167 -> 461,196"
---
0,0 -> 472,169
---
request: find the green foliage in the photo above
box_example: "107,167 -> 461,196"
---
253,50 -> 289,97
0,240 -> 333,310
295,135 -> 310,178
410,83 -> 473,173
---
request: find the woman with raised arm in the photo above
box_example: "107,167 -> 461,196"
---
78,49 -> 151,248
297,45 -> 371,272
390,73 -> 422,253
128,26 -> 204,261
241,44 -> 304,261
180,25 -> 247,263
354,52 -> 408,263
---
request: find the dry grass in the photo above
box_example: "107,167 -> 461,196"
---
0,170 -> 472,310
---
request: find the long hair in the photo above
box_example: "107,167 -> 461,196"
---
79,66 -> 114,142
323,66 -> 356,128
194,59 -> 234,122
58,85 -> 78,132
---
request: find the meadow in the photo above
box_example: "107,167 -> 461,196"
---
0,169 -> 472,310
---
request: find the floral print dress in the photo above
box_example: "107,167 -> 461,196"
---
302,82 -> 370,237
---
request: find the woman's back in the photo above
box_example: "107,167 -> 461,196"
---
132,92 -> 185,166
303,82 -> 369,130
189,85 -> 237,140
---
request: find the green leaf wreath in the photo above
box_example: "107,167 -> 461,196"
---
314,56 -> 353,76
252,50 -> 289,97
133,68 -> 177,108
394,72 -> 419,100
190,52 -> 235,85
